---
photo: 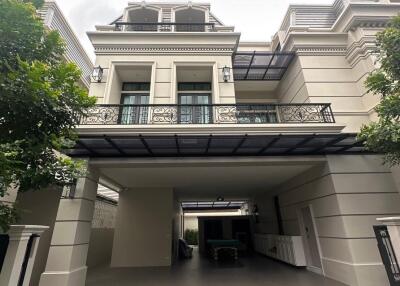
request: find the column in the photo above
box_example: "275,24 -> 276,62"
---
39,164 -> 99,286
0,225 -> 49,286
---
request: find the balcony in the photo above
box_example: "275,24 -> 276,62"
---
80,103 -> 335,125
65,103 -> 368,158
114,22 -> 216,32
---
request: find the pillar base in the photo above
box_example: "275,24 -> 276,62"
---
39,266 -> 87,286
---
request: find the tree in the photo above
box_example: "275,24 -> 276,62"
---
358,16 -> 400,166
0,0 -> 96,232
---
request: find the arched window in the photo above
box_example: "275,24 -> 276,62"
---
174,6 -> 207,32
124,6 -> 160,31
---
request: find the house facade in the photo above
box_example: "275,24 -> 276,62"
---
13,1 -> 400,286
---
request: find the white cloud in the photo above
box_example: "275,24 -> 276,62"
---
55,0 -> 334,61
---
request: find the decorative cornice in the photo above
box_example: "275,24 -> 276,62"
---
94,46 -> 235,55
292,46 -> 347,56
346,36 -> 378,66
343,16 -> 392,32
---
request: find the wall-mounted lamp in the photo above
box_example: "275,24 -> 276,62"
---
63,179 -> 77,199
222,66 -> 231,82
92,65 -> 104,83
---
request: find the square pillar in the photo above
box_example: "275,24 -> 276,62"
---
0,225 -> 49,286
39,164 -> 99,286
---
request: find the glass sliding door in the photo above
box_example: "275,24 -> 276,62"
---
120,83 -> 150,124
236,104 -> 278,124
178,83 -> 212,124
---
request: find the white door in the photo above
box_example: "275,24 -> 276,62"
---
301,206 -> 322,272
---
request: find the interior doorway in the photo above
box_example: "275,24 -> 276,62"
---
300,206 -> 323,274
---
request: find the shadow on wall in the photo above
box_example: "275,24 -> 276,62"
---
87,228 -> 115,268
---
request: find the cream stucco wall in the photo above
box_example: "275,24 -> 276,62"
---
276,30 -> 379,133
90,54 -> 236,105
255,155 -> 400,286
111,188 -> 174,267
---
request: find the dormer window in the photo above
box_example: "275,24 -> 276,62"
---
174,7 -> 207,32
125,6 -> 160,31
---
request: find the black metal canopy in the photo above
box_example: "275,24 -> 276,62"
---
232,51 -> 295,81
65,133 -> 366,158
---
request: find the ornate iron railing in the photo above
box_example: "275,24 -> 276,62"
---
80,103 -> 335,125
114,22 -> 215,32
373,225 -> 400,285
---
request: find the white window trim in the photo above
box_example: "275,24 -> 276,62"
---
172,61 -> 219,104
104,61 -> 156,105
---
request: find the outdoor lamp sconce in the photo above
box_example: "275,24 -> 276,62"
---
222,66 -> 231,82
92,65 -> 104,83
63,180 -> 77,199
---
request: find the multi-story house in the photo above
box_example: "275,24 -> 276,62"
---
13,1 -> 400,286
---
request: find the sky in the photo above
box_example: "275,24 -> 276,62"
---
55,0 -> 334,61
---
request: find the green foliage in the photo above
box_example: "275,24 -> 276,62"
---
184,229 -> 198,245
0,203 -> 19,233
358,16 -> 400,166
0,0 -> 96,231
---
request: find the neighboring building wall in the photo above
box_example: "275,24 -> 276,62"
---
111,188 -> 174,267
16,188 -> 62,286
39,0 -> 93,88
255,155 -> 400,286
275,0 -> 400,133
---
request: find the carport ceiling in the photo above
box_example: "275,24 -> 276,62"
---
99,163 -> 316,199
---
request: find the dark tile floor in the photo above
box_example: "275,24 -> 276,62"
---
86,249 -> 346,286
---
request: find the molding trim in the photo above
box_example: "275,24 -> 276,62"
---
322,257 -> 383,267
76,123 -> 346,136
94,46 -> 235,55
346,36 -> 378,67
294,46 -> 347,56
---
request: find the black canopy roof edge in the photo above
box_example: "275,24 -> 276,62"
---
65,133 -> 369,158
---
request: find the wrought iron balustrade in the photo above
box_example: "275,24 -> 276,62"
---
114,22 -> 215,32
374,225 -> 400,285
80,103 -> 335,125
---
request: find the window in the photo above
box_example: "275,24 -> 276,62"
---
175,8 -> 206,32
120,83 -> 150,124
178,82 -> 212,124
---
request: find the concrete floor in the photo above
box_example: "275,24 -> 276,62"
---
86,249 -> 346,286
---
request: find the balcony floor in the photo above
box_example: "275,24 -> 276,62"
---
86,248 -> 346,286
